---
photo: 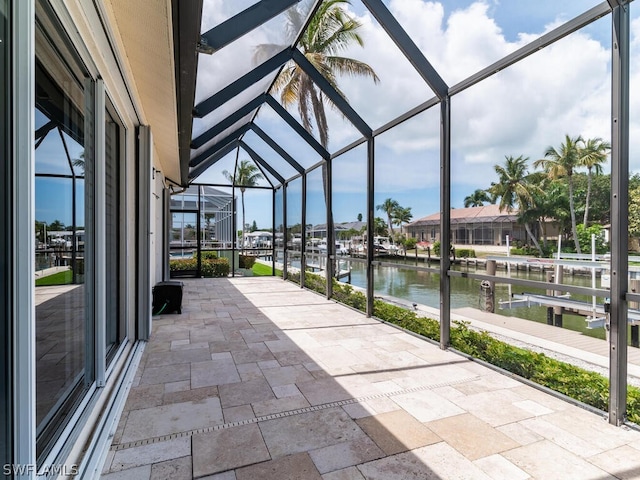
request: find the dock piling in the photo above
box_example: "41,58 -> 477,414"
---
482,260 -> 496,313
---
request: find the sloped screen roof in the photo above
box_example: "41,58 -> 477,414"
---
187,0 -> 623,189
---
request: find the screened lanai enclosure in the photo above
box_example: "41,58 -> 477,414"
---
169,185 -> 235,277
177,0 -> 638,426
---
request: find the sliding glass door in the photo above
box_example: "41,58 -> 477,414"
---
34,2 -> 91,458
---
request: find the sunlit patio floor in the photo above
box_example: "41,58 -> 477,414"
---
101,276 -> 640,479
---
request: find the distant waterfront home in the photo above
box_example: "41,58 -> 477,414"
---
244,231 -> 273,248
308,221 -> 366,239
405,205 -> 555,247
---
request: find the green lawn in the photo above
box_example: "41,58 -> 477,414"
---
35,270 -> 73,286
252,262 -> 282,277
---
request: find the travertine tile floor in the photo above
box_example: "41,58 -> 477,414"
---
101,277 -> 640,479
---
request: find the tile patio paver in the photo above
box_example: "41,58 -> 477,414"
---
120,397 -> 223,443
103,277 -> 640,479
356,409 -> 440,455
235,452 -> 322,480
192,423 -> 270,477
426,413 -> 518,461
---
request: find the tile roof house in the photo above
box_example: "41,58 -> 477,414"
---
405,205 -> 557,247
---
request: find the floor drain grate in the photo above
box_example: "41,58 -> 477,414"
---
112,375 -> 480,451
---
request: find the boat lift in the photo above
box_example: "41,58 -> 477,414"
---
484,236 -> 640,349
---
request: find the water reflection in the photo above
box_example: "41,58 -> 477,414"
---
347,261 -> 607,340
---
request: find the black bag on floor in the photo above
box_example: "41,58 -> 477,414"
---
152,281 -> 184,314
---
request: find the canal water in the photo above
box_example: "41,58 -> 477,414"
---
346,260 -> 608,340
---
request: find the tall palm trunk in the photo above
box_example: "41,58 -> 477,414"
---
583,167 -> 593,226
568,176 -> 581,254
524,222 -> 543,256
539,218 -> 548,248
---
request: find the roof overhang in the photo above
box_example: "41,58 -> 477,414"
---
172,0 -> 203,186
105,0 -> 201,186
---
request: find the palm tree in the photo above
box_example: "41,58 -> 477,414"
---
72,152 -> 85,172
533,134 -> 583,253
464,189 -> 491,207
392,206 -> 413,244
579,137 -> 610,226
373,217 -> 388,237
488,155 -> 543,255
269,0 -> 379,147
376,198 -> 399,235
223,160 -> 264,253
392,205 -> 413,230
262,0 -> 378,272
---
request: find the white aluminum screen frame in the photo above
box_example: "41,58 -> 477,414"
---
13,0 -> 36,474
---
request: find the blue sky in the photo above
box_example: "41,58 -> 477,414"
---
35,109 -> 85,226
196,0 -> 639,230
36,1 -> 640,232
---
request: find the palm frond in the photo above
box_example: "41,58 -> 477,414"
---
326,56 -> 380,83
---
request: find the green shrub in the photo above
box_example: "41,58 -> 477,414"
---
200,250 -> 218,260
333,282 -> 366,310
170,257 -> 229,277
433,241 -> 441,256
202,258 -> 229,277
577,224 -> 608,254
170,258 -> 197,272
510,245 -> 542,256
238,254 -> 256,269
404,237 -> 418,250
455,248 -> 476,258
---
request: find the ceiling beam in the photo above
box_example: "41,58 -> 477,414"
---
265,94 -> 329,160
172,0 -> 203,185
188,140 -> 238,180
239,140 -> 286,184
191,94 -> 266,149
249,123 -> 304,174
360,0 -> 448,100
189,124 -> 250,167
193,48 -> 293,118
199,0 -> 301,53
291,49 -> 372,138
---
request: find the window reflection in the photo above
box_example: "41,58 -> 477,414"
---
34,52 -> 88,457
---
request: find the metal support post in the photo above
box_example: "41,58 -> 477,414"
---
283,182 -> 288,280
609,1 -> 630,426
301,173 -> 307,289
439,97 -> 451,348
271,188 -> 276,276
231,184 -> 236,277
366,138 -> 375,317
325,159 -> 334,299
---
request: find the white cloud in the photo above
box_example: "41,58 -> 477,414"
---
201,1 -> 640,220
317,0 -> 637,208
